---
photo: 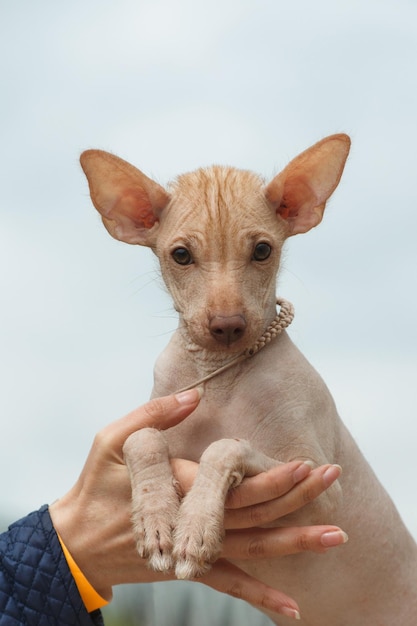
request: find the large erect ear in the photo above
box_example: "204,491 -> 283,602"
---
265,134 -> 351,236
80,150 -> 170,245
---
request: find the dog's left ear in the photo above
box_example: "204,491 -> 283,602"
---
80,150 -> 170,246
265,134 -> 351,236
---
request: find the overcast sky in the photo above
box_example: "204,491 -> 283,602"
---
1,0 -> 416,544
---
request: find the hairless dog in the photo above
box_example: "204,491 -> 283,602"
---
81,135 -> 417,625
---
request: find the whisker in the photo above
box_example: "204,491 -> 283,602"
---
128,274 -> 161,296
148,327 -> 177,339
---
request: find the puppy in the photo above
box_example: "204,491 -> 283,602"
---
81,135 -> 417,625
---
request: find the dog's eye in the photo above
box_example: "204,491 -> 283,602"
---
172,247 -> 193,265
252,242 -> 272,261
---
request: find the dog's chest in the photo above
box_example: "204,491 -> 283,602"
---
154,331 -> 336,465
162,376 -> 299,462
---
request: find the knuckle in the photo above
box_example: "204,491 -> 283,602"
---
247,536 -> 267,558
267,465 -> 294,497
226,582 -> 243,600
92,428 -> 113,452
259,590 -> 273,609
143,397 -> 170,420
302,484 -> 318,504
295,532 -> 311,552
248,505 -> 268,526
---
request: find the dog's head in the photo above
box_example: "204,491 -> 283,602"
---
81,134 -> 350,353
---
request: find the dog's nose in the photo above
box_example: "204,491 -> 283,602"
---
209,314 -> 246,345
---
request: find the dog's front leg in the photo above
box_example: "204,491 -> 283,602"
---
123,428 -> 180,572
173,438 -> 278,580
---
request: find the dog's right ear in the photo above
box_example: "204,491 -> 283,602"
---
80,150 -> 170,246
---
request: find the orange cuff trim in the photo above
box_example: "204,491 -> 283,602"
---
57,533 -> 109,613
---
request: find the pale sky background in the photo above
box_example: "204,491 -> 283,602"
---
0,0 -> 416,550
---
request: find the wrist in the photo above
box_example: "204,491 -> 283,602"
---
49,493 -> 113,601
56,530 -> 110,611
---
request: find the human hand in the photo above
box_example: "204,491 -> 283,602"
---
170,456 -> 346,620
49,389 -> 346,621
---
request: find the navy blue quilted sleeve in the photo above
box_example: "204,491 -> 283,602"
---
0,505 -> 104,625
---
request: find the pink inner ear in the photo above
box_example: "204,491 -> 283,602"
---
277,177 -> 317,218
278,203 -> 295,220
113,187 -> 158,229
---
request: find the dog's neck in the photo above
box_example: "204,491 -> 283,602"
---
175,298 -> 294,393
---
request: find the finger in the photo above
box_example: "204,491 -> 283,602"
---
96,388 -> 203,455
222,525 -> 348,559
225,464 -> 342,529
226,461 -> 313,509
200,559 -> 301,621
170,458 -> 198,495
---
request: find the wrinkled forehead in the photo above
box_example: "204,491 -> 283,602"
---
155,165 -> 286,259
166,165 -> 269,222
155,165 -> 287,261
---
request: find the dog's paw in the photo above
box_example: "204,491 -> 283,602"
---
133,510 -> 176,572
172,504 -> 224,579
130,473 -> 181,573
124,427 -> 181,573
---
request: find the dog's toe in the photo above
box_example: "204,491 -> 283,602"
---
175,557 -> 211,580
172,518 -> 224,579
149,550 -> 174,572
133,518 -> 176,572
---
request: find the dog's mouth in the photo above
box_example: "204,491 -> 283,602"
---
185,329 -> 251,355
176,298 -> 295,392
182,299 -> 295,357
179,318 -> 252,356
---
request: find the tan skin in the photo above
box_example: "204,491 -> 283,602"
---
50,388 -> 347,621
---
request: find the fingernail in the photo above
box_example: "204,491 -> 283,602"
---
175,387 -> 204,405
293,460 -> 314,482
321,530 -> 349,547
281,607 -> 301,620
323,464 -> 342,487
